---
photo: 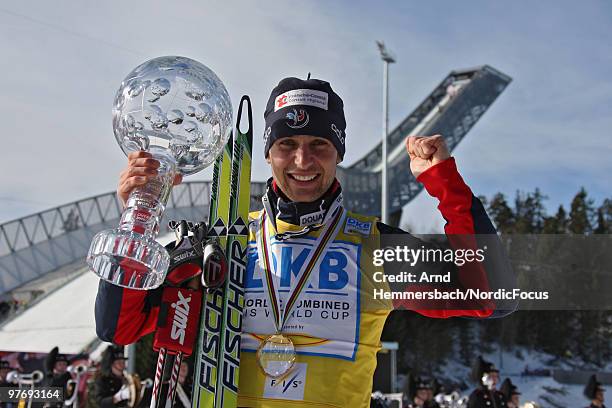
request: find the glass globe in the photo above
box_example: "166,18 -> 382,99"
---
88,56 -> 232,290
112,56 -> 232,174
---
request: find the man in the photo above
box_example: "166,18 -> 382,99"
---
584,375 -> 606,408
0,360 -> 18,408
157,359 -> 192,408
150,359 -> 193,408
405,374 -> 438,408
500,378 -> 520,408
175,360 -> 193,408
43,346 -> 71,407
468,356 -> 506,408
97,77 -> 512,407
94,346 -> 131,408
0,359 -> 15,387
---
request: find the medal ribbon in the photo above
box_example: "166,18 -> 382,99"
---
258,205 -> 346,333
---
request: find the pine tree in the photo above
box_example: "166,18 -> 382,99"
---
487,193 -> 514,233
568,187 -> 594,234
513,189 -> 547,233
458,321 -> 476,366
594,208 -> 606,234
542,205 -> 568,234
593,199 -> 611,234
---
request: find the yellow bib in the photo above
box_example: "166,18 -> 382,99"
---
237,210 -> 390,408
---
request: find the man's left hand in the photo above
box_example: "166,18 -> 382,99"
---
405,135 -> 450,178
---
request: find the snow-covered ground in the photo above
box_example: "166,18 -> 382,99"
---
434,348 -> 611,407
0,232 -> 175,354
0,267 -> 98,353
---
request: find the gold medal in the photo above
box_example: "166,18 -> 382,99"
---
255,204 -> 345,378
256,333 -> 296,379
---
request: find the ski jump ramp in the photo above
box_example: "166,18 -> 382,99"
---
0,65 -> 511,352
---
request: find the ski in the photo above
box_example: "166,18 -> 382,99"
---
192,95 -> 253,408
191,130 -> 234,408
215,96 -> 253,408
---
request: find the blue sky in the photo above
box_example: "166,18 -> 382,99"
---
1,1 -> 610,231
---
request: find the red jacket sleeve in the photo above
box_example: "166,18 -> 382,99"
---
397,157 -> 502,318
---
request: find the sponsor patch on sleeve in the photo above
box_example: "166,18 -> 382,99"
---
344,217 -> 372,236
274,89 -> 328,112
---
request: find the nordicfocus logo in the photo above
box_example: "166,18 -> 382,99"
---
286,109 -> 309,129
170,291 -> 191,345
274,89 -> 329,112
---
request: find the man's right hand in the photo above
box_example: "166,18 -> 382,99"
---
117,151 -> 183,208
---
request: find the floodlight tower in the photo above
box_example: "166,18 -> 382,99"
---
376,41 -> 396,225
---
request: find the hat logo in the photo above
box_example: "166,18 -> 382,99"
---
264,126 -> 271,145
286,108 -> 309,129
331,123 -> 344,144
277,95 -> 288,109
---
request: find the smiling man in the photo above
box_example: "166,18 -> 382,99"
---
96,76 -> 511,408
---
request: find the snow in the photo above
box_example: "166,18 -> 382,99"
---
432,347 -> 608,407
0,233 -> 175,354
0,268 -> 98,353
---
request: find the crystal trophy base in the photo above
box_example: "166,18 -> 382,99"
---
87,151 -> 175,290
87,229 -> 170,290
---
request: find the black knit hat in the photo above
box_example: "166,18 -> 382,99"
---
263,77 -> 346,159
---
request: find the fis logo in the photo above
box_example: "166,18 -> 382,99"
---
270,374 -> 303,393
170,290 -> 191,345
344,217 -> 371,236
264,363 -> 307,400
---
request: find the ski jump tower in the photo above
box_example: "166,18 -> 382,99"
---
338,64 -> 512,224
0,65 -> 511,298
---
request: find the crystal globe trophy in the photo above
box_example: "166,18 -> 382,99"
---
87,56 -> 232,290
